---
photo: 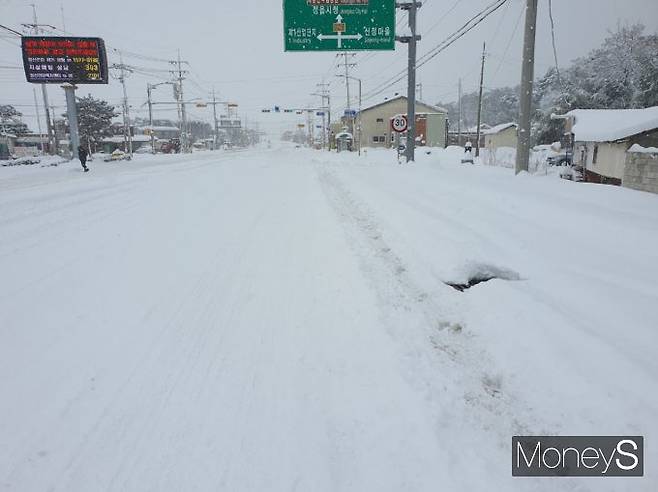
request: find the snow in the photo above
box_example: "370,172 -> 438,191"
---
102,134 -> 153,143
1,145 -> 657,491
567,106 -> 658,142
482,122 -> 517,135
628,143 -> 658,154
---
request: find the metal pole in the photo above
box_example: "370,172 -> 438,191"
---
515,0 -> 538,174
62,83 -> 80,160
30,5 -> 56,154
177,51 -> 189,153
327,93 -> 332,152
147,83 -> 155,154
358,78 -> 362,156
458,78 -> 462,147
475,42 -> 486,158
405,0 -> 419,163
32,86 -> 45,153
212,88 -> 219,150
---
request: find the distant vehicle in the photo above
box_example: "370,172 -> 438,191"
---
547,152 -> 572,166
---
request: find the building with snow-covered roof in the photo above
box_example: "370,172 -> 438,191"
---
358,95 -> 448,149
483,122 -> 518,150
558,106 -> 658,187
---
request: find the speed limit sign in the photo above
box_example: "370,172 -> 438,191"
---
391,115 -> 408,133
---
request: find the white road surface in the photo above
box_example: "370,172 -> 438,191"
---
1,146 -> 656,491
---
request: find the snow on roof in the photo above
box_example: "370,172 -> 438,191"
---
567,106 -> 658,142
628,144 -> 658,154
361,95 -> 448,115
483,122 -> 517,135
138,126 -> 180,132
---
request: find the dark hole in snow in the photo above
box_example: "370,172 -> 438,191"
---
444,263 -> 521,292
445,276 -> 497,292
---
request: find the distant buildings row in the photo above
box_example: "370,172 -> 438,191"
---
331,95 -> 519,151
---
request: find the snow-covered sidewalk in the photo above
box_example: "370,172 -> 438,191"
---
1,146 -> 656,491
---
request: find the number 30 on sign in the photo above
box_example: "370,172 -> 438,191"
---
391,115 -> 408,133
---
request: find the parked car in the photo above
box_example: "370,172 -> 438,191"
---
547,152 -> 572,166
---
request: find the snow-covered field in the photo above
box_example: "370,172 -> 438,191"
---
1,145 -> 656,491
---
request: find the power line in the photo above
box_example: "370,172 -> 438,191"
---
362,0 -> 510,102
548,0 -> 562,85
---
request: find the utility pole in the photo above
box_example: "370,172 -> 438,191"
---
515,0 -> 538,174
337,74 -> 362,156
212,88 -> 219,150
397,0 -> 422,163
458,78 -> 463,147
27,5 -> 56,155
147,83 -> 155,154
170,50 -> 191,153
31,87 -> 45,152
416,82 -> 423,101
313,81 -> 331,151
112,53 -> 133,157
337,52 -> 356,135
475,42 -> 486,158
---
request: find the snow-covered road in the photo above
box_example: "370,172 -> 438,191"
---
1,147 -> 656,491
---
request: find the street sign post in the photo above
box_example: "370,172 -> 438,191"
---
283,0 -> 396,52
21,36 -> 108,84
391,114 -> 408,133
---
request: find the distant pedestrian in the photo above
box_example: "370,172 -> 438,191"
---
78,145 -> 89,172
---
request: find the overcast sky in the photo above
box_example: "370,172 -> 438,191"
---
2,0 -> 657,138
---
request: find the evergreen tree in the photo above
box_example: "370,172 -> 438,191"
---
0,105 -> 30,135
74,95 -> 118,152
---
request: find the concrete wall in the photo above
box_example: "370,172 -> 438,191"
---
624,151 -> 658,194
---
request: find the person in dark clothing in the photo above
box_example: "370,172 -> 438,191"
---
78,145 -> 89,172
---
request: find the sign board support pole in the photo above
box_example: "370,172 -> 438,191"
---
62,83 -> 80,160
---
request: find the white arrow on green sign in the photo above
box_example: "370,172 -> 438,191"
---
283,0 -> 396,52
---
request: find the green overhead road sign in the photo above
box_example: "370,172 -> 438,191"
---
283,0 -> 396,52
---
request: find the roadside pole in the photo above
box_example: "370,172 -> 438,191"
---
458,78 -> 463,147
475,42 -> 486,158
212,88 -> 219,150
396,0 -> 422,163
147,83 -> 155,154
28,6 -> 56,154
515,0 -> 538,174
357,77 -> 362,156
62,83 -> 80,160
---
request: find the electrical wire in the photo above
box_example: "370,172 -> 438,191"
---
361,0 -> 510,102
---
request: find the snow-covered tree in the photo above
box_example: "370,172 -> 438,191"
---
0,105 -> 30,135
74,95 -> 118,151
534,24 -> 658,143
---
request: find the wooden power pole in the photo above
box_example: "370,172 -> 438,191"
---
475,42 -> 486,158
515,0 -> 538,174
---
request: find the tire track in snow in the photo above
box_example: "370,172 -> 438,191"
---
317,166 -> 548,462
